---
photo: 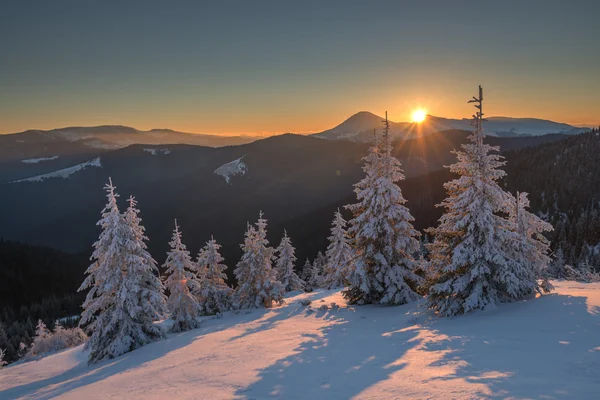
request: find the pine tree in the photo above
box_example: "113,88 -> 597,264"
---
274,231 -> 304,292
323,209 -> 353,289
163,220 -> 201,332
344,113 -> 422,305
0,348 -> 6,367
79,180 -> 166,364
197,236 -> 233,315
233,213 -> 285,309
427,86 -> 522,316
509,192 -> 554,294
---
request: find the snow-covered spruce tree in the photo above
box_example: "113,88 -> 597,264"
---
344,113 -> 422,305
427,86 -> 525,316
549,247 -> 567,279
163,220 -> 201,332
233,213 -> 285,309
509,191 -> 554,294
79,181 -> 166,364
197,236 -> 233,315
35,319 -> 50,341
274,231 -> 305,292
300,258 -> 313,282
314,251 -> 327,277
306,259 -> 324,290
323,209 -> 353,289
0,348 -> 6,368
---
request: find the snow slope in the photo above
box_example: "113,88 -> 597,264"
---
214,156 -> 247,184
2,281 -> 600,399
9,158 -> 102,183
20,156 -> 59,164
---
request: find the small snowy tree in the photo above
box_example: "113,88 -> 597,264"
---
35,320 -> 50,340
549,247 -> 567,279
323,209 -> 353,289
508,192 -> 554,294
314,251 -> 327,277
163,220 -> 202,332
427,87 -> 523,316
344,113 -> 422,305
300,258 -> 313,282
79,180 -> 166,364
274,231 -> 304,292
307,260 -> 324,290
0,348 -> 6,368
233,213 -> 285,309
197,236 -> 233,315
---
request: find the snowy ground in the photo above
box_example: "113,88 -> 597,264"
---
1,281 -> 599,399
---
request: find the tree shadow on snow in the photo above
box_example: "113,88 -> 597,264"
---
235,305 -> 422,399
419,293 -> 600,399
0,306 -> 284,400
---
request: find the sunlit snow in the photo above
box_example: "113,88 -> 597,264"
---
2,281 -> 600,399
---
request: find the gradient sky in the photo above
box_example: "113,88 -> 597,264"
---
1,0 -> 599,135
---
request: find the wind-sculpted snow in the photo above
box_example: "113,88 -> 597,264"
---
2,282 -> 600,399
214,156 -> 247,184
10,157 -> 101,183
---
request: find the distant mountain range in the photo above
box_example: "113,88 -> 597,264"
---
0,125 -> 261,163
0,113 -> 588,165
0,132 -> 570,267
312,111 -> 589,141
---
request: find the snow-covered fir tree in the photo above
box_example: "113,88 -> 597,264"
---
549,247 -> 567,279
79,181 -> 166,364
427,87 -> 525,316
274,231 -> 304,292
314,251 -> 327,277
300,258 -> 313,282
197,236 -> 233,315
344,113 -> 422,305
323,209 -> 353,289
233,213 -> 284,309
0,348 -> 6,368
163,220 -> 201,332
509,191 -> 554,294
306,259 -> 324,290
35,320 -> 50,341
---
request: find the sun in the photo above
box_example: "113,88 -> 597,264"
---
411,109 -> 427,123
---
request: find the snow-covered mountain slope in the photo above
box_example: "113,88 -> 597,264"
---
214,156 -> 247,184
9,157 -> 102,183
2,281 -> 599,399
20,156 -> 59,164
313,112 -> 588,141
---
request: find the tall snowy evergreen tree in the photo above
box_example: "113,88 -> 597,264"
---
344,113 -> 422,305
274,231 -> 304,292
197,236 -> 233,315
427,87 -> 523,316
79,181 -> 166,364
323,209 -> 353,289
233,213 -> 284,309
509,192 -> 554,294
163,220 -> 201,332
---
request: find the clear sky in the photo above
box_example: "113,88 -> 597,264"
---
1,0 -> 598,135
